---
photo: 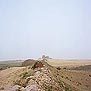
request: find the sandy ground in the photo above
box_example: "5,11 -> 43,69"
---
47,59 -> 91,67
0,67 -> 25,87
59,69 -> 91,91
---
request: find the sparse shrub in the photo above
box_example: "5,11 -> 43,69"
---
65,87 -> 72,91
65,77 -> 71,81
57,67 -> 61,70
0,87 -> 4,90
28,66 -> 31,69
61,76 -> 64,78
14,69 -> 34,87
58,81 -> 64,88
0,68 -> 3,70
47,86 -> 52,91
89,74 -> 91,77
16,89 -> 21,91
14,79 -> 21,86
65,77 -> 69,80
20,70 -> 34,79
20,72 -> 29,79
14,79 -> 27,87
63,67 -> 66,69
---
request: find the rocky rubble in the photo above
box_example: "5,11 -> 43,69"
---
0,61 -> 63,91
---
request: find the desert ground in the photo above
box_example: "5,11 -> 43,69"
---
0,59 -> 91,91
47,59 -> 91,67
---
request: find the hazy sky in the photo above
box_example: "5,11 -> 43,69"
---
0,0 -> 91,60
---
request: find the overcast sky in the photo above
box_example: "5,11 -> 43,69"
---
0,0 -> 91,60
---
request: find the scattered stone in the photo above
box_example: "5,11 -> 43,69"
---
25,84 -> 38,91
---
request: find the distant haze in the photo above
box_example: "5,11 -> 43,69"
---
0,0 -> 91,60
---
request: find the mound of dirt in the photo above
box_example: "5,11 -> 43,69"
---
32,61 -> 44,69
22,59 -> 36,66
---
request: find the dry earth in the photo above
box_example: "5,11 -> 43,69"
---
0,59 -> 91,91
0,67 -> 26,88
47,59 -> 91,67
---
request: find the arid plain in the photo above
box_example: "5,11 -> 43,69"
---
0,58 -> 91,91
